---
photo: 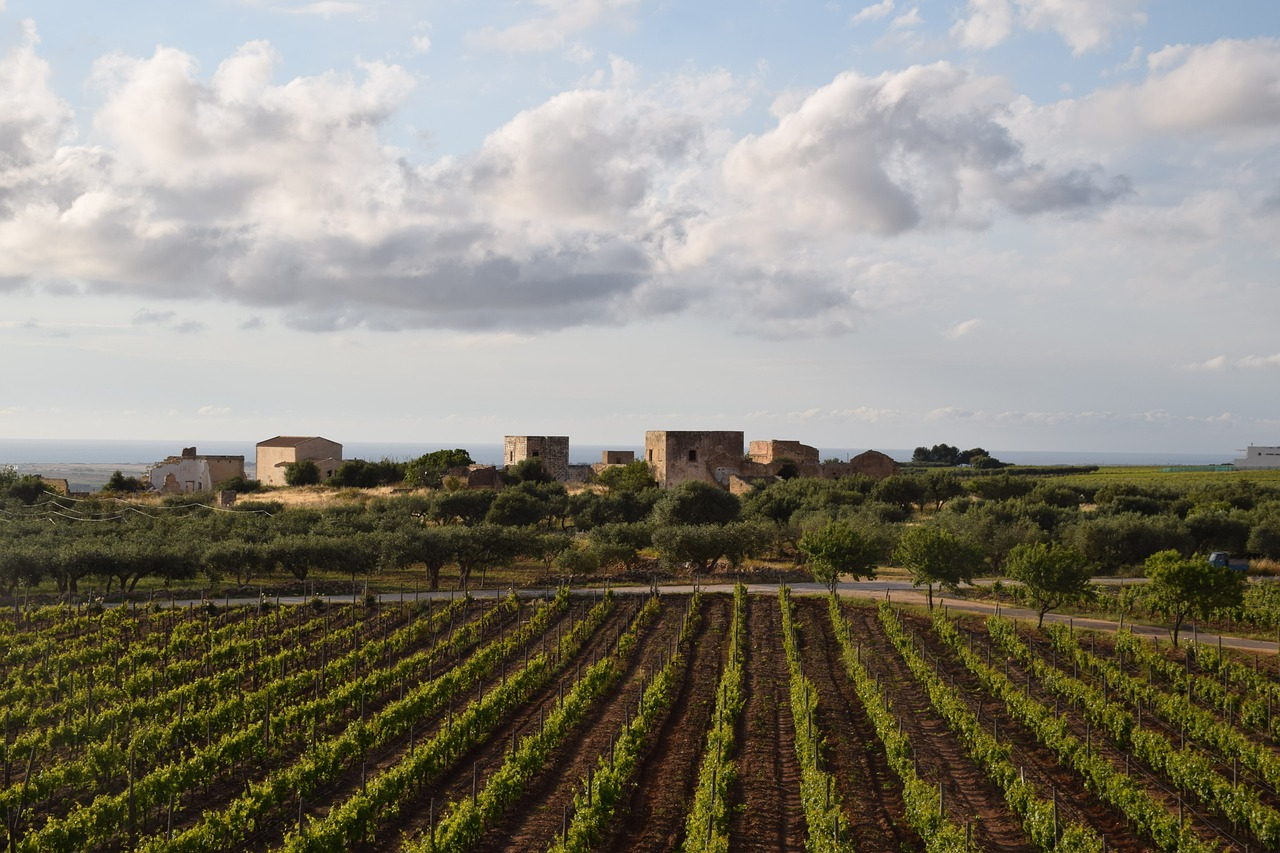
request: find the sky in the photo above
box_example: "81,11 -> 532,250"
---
0,0 -> 1277,456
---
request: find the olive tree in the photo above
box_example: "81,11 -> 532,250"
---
894,526 -> 983,610
798,520 -> 879,593
1145,549 -> 1245,647
1005,541 -> 1093,627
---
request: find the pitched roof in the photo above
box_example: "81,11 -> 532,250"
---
256,436 -> 335,448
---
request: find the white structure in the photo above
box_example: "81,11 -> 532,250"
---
148,447 -> 245,494
1234,446 -> 1280,470
255,436 -> 343,486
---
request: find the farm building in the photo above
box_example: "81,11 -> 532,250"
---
255,436 -> 343,487
1234,446 -> 1280,470
148,447 -> 245,494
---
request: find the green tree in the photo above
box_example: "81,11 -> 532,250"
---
103,470 -> 144,493
1145,549 -> 1245,647
872,475 -> 925,514
596,460 -> 657,493
430,489 -> 496,526
651,481 -> 740,527
1248,516 -> 1280,561
404,448 -> 473,488
798,520 -> 879,593
894,526 -> 983,610
505,458 -> 554,485
284,459 -> 322,486
1005,541 -> 1094,627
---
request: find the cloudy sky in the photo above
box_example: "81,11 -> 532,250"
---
0,1 -> 1277,455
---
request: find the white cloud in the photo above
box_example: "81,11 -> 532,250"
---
197,405 -> 232,416
1237,354 -> 1280,369
891,7 -> 923,30
411,34 -> 432,55
1186,355 -> 1227,371
945,318 -> 983,339
952,0 -> 1145,55
468,0 -> 639,53
722,63 -> 1128,237
851,0 -> 894,25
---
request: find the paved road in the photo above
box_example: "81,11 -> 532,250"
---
130,576 -> 1277,656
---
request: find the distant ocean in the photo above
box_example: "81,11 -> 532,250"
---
0,438 -> 1238,470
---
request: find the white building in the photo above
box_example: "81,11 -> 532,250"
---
1234,446 -> 1280,470
148,448 -> 245,493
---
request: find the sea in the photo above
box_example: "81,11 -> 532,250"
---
0,438 -> 1240,493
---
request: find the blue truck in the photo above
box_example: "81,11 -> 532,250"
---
1208,551 -> 1249,573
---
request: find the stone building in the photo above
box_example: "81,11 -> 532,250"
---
503,436 -> 571,480
645,431 -> 745,489
148,447 -> 246,494
255,436 -> 343,487
748,440 -> 820,466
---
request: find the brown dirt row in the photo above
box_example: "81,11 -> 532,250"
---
1007,623 -> 1280,814
887,607 -> 1152,853
819,598 -> 1021,852
599,594 -> 732,852
27,599 -> 480,841
941,612 -> 1241,851
1048,627 -> 1280,756
792,598 -> 923,852
726,595 -> 806,852
190,596 -> 539,850
460,595 -> 687,853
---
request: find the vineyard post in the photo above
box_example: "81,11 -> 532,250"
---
1052,787 -> 1059,843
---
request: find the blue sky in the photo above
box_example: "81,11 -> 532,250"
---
1,0 -> 1278,455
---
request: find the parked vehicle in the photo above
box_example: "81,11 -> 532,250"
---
1208,551 -> 1250,573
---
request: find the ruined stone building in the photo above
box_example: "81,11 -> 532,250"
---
255,436 -> 343,487
503,436 -> 570,480
148,447 -> 245,494
645,431 -> 746,489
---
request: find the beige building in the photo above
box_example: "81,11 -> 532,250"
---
255,436 -> 343,487
148,447 -> 245,494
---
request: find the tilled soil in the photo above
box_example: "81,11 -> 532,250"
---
925,611 -> 1226,852
792,598 -> 923,852
156,599 -> 507,846
232,597 -> 542,851
459,596 -> 688,853
599,594 -> 731,852
359,595 -> 648,852
726,595 -> 806,852
810,597 -> 1018,852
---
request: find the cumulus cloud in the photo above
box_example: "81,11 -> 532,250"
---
851,0 -> 894,25
722,63 -> 1128,237
197,405 -> 231,416
1025,39 -> 1280,153
953,0 -> 1146,54
468,0 -> 639,53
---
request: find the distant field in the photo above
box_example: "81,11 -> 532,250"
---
1048,465 -> 1280,489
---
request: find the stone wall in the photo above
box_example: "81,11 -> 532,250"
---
645,430 -> 745,489
748,440 -> 820,465
503,435 -> 571,480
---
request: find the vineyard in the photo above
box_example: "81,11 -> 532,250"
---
3,589 -> 1280,852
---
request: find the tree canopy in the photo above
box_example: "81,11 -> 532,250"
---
1005,541 -> 1093,627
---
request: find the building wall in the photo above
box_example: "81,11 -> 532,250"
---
645,430 -> 745,489
1235,446 -> 1280,470
255,437 -> 343,486
748,440 -> 820,465
503,435 -> 571,480
147,453 -> 245,493
602,450 -> 635,465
